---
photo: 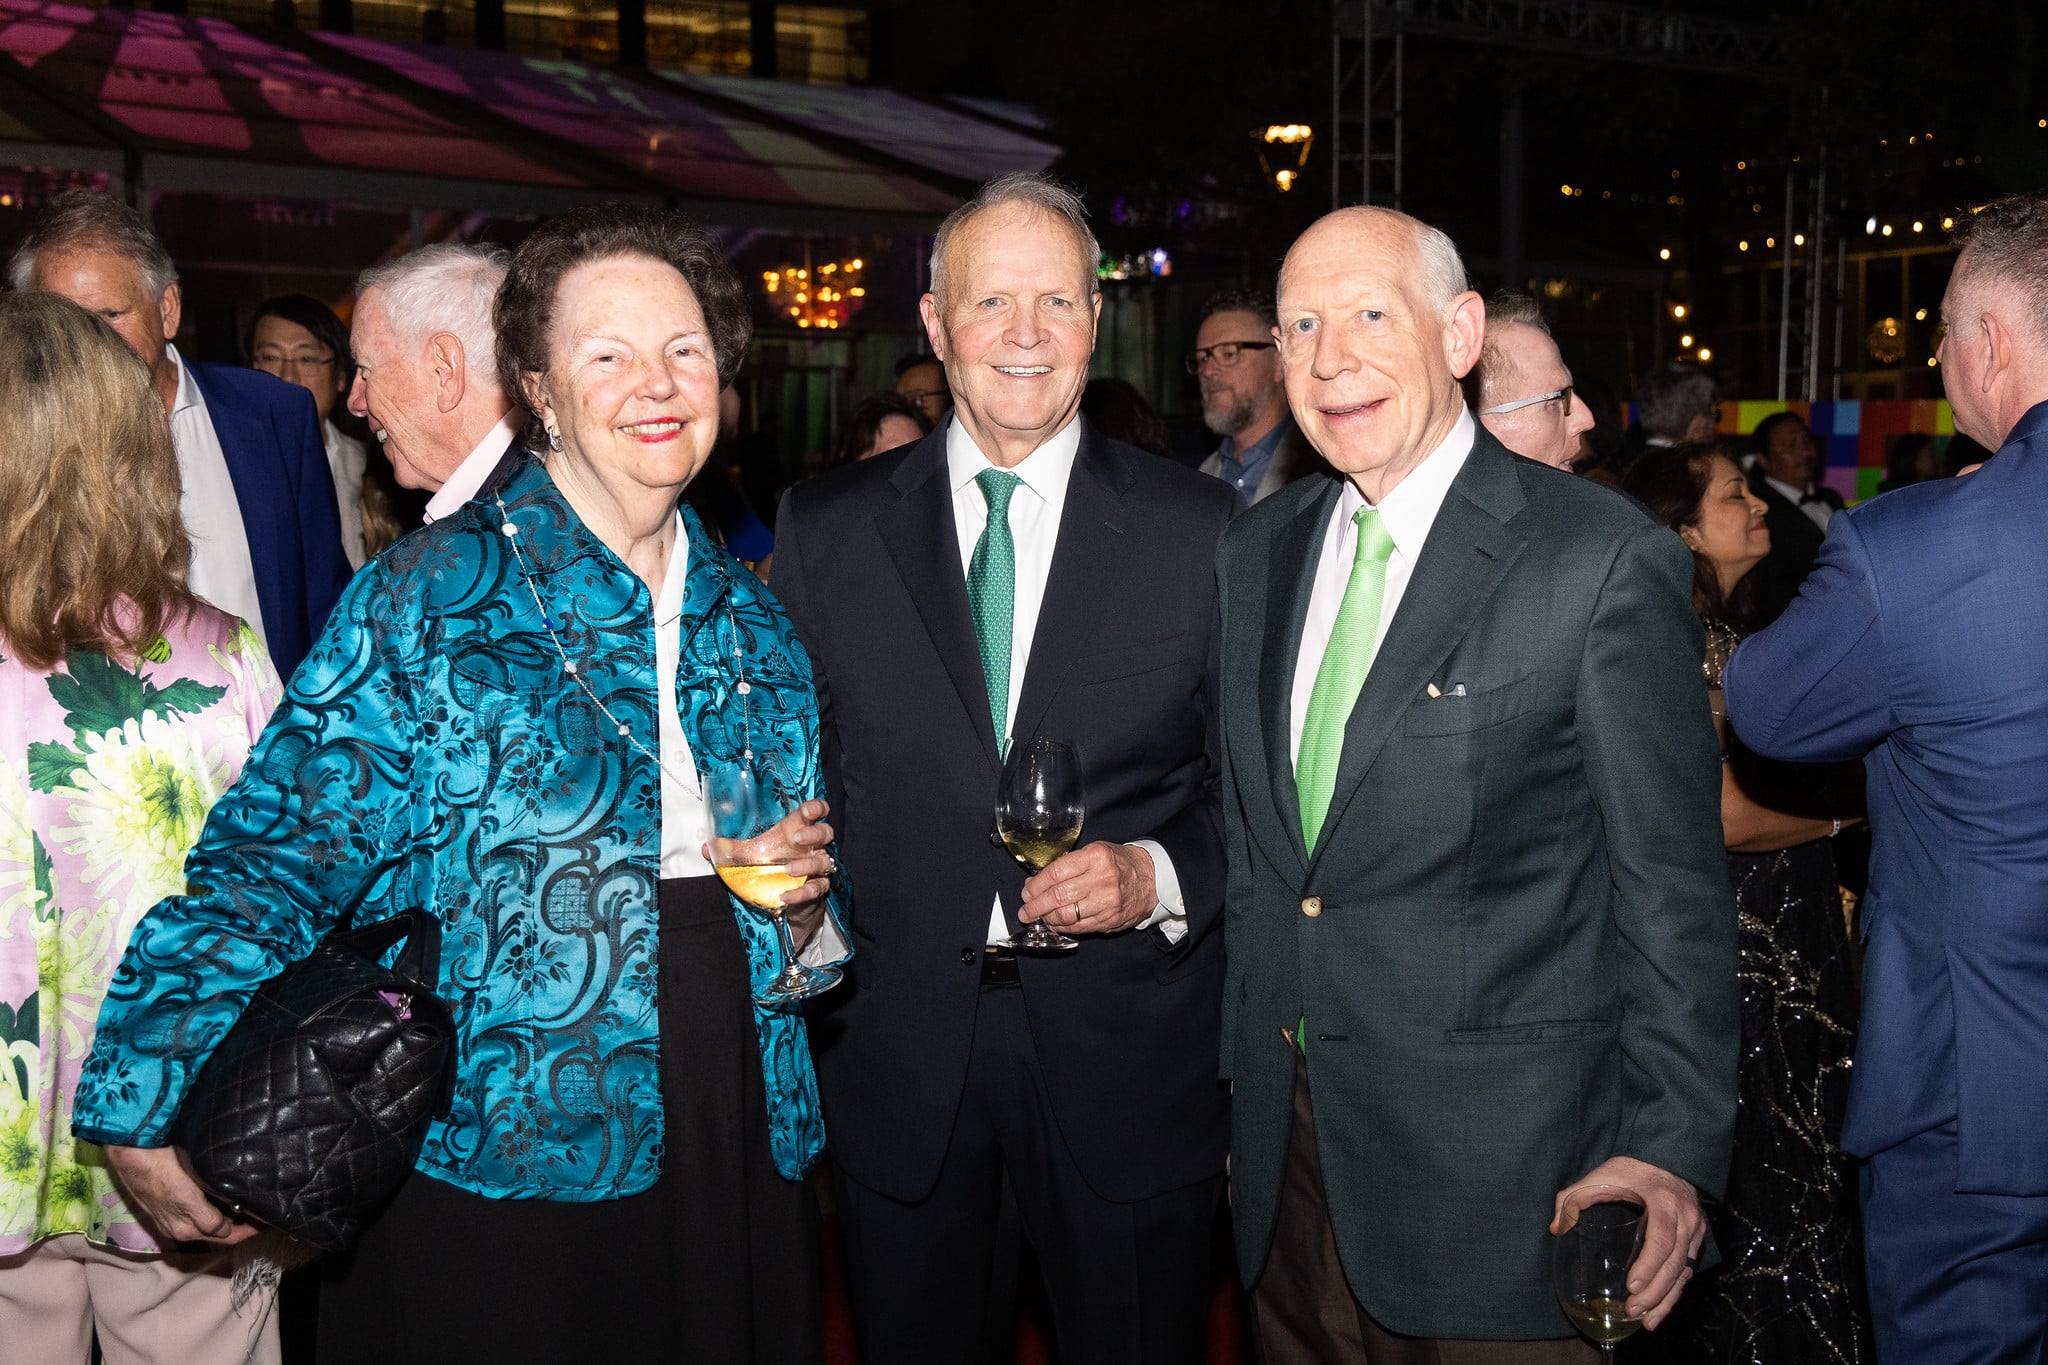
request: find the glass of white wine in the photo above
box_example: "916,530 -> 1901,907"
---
995,736 -> 1084,955
1552,1189 -> 1647,1361
704,755 -> 843,1004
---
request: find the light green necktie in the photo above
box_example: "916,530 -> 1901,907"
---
967,469 -> 1022,753
1297,506 -> 1398,853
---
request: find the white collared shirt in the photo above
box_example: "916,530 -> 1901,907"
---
1291,408 -> 1477,766
167,346 -> 267,649
324,420 -> 369,570
655,512 -> 712,881
424,411 -> 522,523
945,416 -> 1187,945
654,517 -> 849,966
1763,473 -> 1833,531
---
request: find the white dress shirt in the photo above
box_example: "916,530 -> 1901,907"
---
655,515 -> 849,965
167,346 -> 267,649
324,420 -> 369,569
1291,408 -> 1477,766
1762,473 -> 1834,531
944,417 -> 1187,945
425,411 -> 523,523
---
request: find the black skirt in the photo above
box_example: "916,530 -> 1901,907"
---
314,875 -> 821,1364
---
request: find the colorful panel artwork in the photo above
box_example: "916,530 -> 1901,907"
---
1722,399 -> 1957,504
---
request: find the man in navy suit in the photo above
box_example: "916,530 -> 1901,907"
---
1725,194 -> 2048,1363
9,190 -> 347,680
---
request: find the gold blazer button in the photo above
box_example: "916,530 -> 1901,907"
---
1301,896 -> 1323,918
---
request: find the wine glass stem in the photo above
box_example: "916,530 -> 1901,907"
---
1600,1345 -> 1616,1363
773,912 -> 809,985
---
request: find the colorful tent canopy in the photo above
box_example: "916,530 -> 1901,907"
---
664,69 -> 1060,186
0,0 -> 615,210
0,3 -> 1057,225
312,34 -> 959,228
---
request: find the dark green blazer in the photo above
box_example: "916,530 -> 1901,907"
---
1218,428 -> 1736,1339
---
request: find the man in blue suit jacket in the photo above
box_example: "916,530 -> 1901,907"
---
1725,195 -> 2048,1364
10,190 -> 347,680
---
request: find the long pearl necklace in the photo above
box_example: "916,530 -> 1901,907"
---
494,493 -> 755,794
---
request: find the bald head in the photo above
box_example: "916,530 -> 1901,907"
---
1473,321 -> 1594,471
1276,207 -> 1484,502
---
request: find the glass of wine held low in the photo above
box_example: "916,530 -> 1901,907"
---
704,755 -> 843,1004
1552,1188 -> 1648,1361
995,736 -> 1084,955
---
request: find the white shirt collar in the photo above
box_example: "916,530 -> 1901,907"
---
1762,473 -> 1809,503
167,344 -> 203,418
653,511 -> 691,627
1332,406 -> 1477,562
424,409 -> 522,523
944,411 -> 1082,509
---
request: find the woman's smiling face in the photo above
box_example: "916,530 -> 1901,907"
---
538,253 -> 723,500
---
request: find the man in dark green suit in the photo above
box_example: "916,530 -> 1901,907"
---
1219,207 -> 1736,1361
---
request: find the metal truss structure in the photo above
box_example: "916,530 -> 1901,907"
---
1331,0 -> 1839,399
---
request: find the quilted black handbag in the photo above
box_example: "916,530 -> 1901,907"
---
171,909 -> 457,1253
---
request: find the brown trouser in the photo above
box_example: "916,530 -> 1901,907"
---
1250,1059 -> 1595,1365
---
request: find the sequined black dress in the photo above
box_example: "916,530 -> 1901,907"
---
1670,619 -> 1872,1364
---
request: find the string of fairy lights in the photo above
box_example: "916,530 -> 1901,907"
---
1556,113 -> 2048,367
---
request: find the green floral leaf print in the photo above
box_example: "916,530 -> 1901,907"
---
47,650 -> 152,740
140,635 -> 171,665
0,993 -> 34,1101
30,832 -> 52,920
25,742 -> 83,794
151,679 -> 227,717
46,649 -> 227,744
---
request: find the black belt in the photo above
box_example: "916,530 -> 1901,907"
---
980,945 -> 1020,986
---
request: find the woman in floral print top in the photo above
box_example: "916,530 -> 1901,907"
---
0,291 -> 280,1364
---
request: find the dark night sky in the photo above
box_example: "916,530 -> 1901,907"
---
863,1 -> 2044,282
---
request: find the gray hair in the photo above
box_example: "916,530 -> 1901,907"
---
1636,363 -> 1719,441
1463,292 -> 1554,410
7,189 -> 178,298
1410,215 -> 1472,311
1949,194 -> 2048,346
1201,287 -> 1278,331
928,171 -> 1100,306
355,244 -> 510,396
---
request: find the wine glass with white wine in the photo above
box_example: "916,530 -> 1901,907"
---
704,755 -> 843,1003
1552,1189 -> 1648,1361
994,737 -> 1083,954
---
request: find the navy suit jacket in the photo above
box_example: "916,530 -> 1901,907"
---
187,361 -> 350,680
1725,399 -> 2048,1195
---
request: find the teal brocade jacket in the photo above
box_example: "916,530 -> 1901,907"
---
72,458 -> 849,1197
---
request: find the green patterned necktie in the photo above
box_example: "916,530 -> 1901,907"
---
1297,506 -> 1398,853
967,469 -> 1023,753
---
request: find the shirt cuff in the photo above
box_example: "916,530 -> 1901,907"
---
1129,839 -> 1187,945
798,915 -> 853,969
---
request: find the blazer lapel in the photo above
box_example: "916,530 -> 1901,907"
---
1306,436 -> 1527,875
1258,475 -> 1344,874
1008,426 -> 1130,749
876,430 -> 1003,771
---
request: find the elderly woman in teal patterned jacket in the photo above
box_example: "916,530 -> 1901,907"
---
73,205 -> 850,1365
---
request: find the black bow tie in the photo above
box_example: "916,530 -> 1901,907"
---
1799,491 -> 1827,505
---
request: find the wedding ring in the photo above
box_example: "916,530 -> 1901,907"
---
1684,1255 -> 1700,1271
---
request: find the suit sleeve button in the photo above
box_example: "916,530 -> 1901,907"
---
960,948 -> 978,966
1301,896 -> 1323,918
